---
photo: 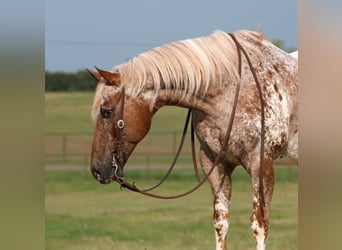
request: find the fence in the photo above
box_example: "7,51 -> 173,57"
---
45,131 -> 196,170
45,132 -> 296,171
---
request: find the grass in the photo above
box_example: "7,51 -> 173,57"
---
45,92 -> 96,134
46,167 -> 297,250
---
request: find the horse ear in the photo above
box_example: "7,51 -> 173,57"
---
94,66 -> 121,86
86,68 -> 101,81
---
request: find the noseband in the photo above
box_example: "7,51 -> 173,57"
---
109,33 -> 266,213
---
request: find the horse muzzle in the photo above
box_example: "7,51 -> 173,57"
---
91,153 -> 124,184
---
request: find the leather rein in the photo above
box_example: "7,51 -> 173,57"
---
111,33 -> 266,210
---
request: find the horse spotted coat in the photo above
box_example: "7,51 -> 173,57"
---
89,30 -> 298,250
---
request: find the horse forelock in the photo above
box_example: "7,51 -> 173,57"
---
91,82 -> 106,121
92,30 -> 265,118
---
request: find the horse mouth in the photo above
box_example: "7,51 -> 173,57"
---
91,154 -> 124,184
91,167 -> 124,184
91,168 -> 113,184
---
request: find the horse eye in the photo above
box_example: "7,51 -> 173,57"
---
100,107 -> 113,119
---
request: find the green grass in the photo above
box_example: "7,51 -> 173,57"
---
45,92 -> 96,134
46,167 -> 297,250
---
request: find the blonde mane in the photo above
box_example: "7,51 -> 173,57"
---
93,30 -> 264,118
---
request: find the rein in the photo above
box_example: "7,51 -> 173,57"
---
111,33 -> 265,207
228,34 -> 266,215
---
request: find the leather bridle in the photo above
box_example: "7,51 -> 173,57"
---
109,33 -> 266,214
111,87 -> 127,178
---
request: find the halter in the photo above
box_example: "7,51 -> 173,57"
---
111,87 -> 126,179
110,33 -> 266,212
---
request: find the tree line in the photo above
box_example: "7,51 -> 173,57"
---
46,41 -> 296,92
45,70 -> 97,91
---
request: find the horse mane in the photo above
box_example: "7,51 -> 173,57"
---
92,30 -> 264,118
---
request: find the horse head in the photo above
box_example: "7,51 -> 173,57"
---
88,67 -> 152,184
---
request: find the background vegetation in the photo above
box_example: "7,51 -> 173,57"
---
45,71 -> 97,92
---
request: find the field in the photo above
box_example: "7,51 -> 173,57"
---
46,168 -> 297,250
45,92 -> 297,249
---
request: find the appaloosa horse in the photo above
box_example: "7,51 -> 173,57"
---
88,30 -> 298,250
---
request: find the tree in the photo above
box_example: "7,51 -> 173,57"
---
45,70 -> 97,91
272,39 -> 297,53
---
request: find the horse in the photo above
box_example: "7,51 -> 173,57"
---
88,30 -> 298,250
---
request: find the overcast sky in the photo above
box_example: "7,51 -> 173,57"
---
45,0 -> 297,72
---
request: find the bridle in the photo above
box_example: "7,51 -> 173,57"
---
111,87 -> 126,177
109,33 -> 266,214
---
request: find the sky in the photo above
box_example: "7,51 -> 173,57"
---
45,0 -> 297,72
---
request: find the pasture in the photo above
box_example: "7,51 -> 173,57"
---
45,92 -> 297,249
45,168 -> 297,250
